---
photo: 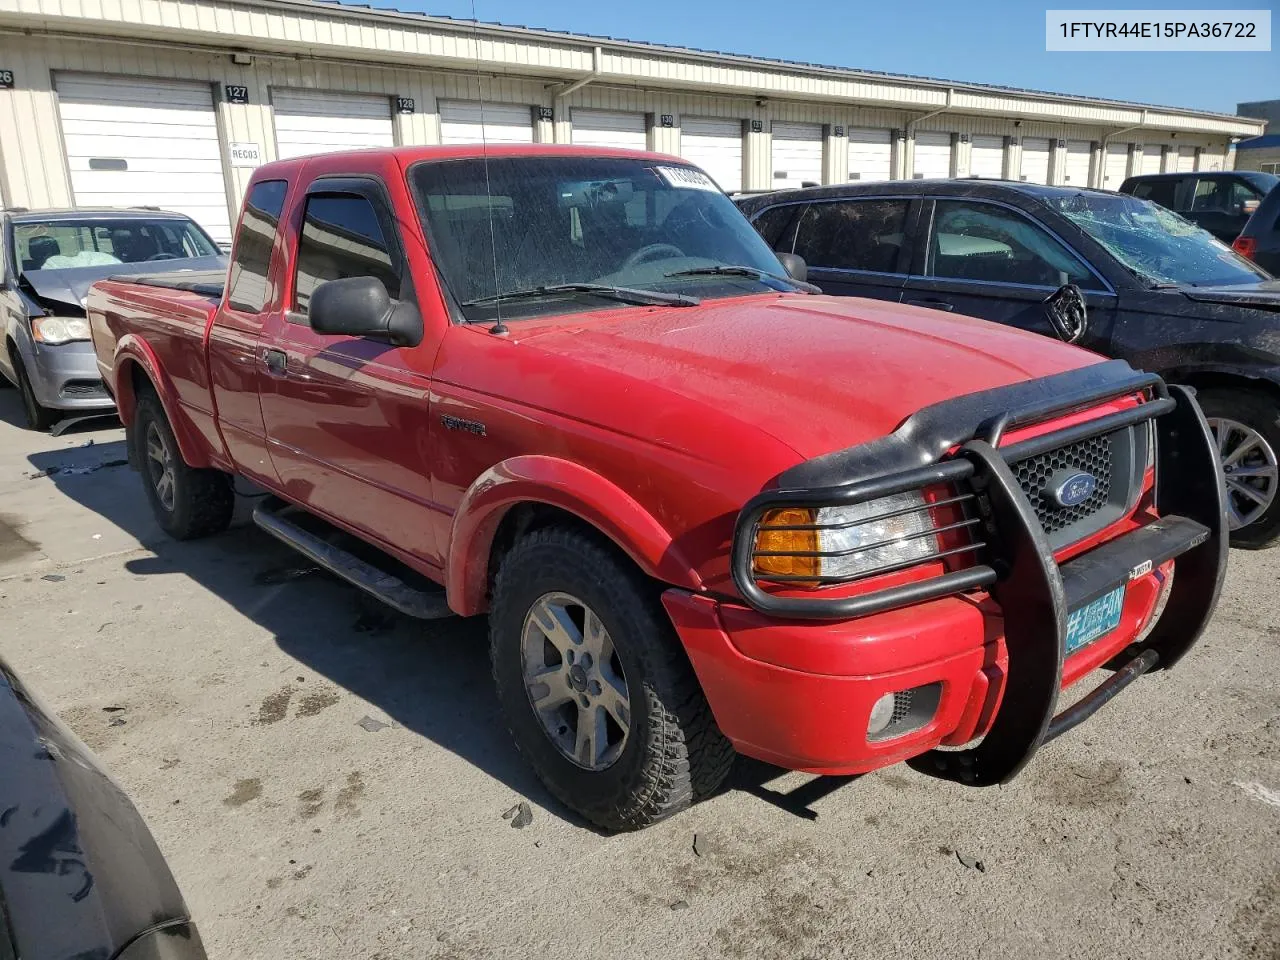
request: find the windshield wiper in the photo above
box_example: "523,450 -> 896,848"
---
664,264 -> 820,293
461,283 -> 699,309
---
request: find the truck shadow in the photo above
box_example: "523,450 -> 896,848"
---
26,438 -> 858,829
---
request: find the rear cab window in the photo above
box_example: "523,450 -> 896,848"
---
227,179 -> 288,313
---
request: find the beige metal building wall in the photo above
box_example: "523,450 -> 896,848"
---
0,0 -> 1263,222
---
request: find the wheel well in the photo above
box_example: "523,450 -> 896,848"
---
1169,370 -> 1280,405
485,502 -> 635,600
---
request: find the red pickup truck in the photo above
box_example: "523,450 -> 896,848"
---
88,145 -> 1227,831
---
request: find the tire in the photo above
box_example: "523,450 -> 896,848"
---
131,390 -> 234,540
489,526 -> 734,831
1197,388 -> 1280,549
11,351 -> 59,431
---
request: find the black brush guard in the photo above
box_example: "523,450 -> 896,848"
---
730,360 -> 1228,786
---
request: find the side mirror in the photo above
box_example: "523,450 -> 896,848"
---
309,276 -> 422,347
1044,282 -> 1088,344
776,252 -> 808,282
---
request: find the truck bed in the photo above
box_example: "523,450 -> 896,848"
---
87,274 -> 225,413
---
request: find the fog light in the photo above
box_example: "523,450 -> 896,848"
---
868,692 -> 897,736
866,683 -> 943,742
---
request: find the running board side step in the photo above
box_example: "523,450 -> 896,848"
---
252,504 -> 455,620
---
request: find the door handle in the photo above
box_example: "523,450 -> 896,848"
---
905,299 -> 955,312
262,348 -> 287,375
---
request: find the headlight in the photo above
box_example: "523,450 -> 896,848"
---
753,491 -> 945,582
31,316 -> 91,345
817,492 -> 941,578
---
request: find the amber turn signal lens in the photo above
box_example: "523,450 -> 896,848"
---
753,507 -> 819,579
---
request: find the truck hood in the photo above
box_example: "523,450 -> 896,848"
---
1180,280 -> 1280,313
519,294 -> 1100,459
20,256 -> 227,313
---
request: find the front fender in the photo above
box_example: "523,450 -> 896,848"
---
112,334 -> 214,469
446,456 -> 703,616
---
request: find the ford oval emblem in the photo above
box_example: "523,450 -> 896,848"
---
1045,470 -> 1097,509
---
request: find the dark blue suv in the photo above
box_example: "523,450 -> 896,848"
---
738,179 -> 1280,547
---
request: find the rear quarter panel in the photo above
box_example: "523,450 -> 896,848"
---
87,280 -> 225,467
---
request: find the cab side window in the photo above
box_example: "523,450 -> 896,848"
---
227,180 -> 288,313
793,199 -> 909,273
294,192 -> 401,317
927,200 -> 1097,289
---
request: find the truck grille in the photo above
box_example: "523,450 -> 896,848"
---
1008,428 -> 1139,550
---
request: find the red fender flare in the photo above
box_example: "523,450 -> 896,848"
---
446,455 -> 703,616
112,335 -> 214,469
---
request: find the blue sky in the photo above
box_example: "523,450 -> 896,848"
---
375,0 -> 1277,114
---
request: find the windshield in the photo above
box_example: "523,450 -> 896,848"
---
14,217 -> 220,273
410,156 -> 794,321
1044,193 -> 1267,288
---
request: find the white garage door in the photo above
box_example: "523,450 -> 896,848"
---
273,90 -> 394,161
439,100 -> 534,145
1103,143 -> 1130,188
55,73 -> 233,245
848,128 -> 892,182
680,117 -> 743,193
1063,140 -> 1092,186
969,135 -> 1005,179
572,109 -> 647,150
1020,137 -> 1051,184
1141,145 -> 1164,175
771,122 -> 824,189
913,131 -> 952,179
1176,145 -> 1197,172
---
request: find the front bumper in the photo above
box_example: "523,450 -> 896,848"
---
690,365 -> 1227,783
27,338 -> 114,411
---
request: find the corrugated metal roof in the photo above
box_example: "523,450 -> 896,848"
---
311,0 -> 1257,124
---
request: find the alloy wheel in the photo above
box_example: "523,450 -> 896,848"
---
1207,416 -> 1279,531
520,591 -> 631,771
144,420 -> 176,512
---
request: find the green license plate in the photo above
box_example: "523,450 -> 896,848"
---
1065,585 -> 1125,655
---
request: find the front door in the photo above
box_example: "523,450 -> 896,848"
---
901,198 -> 1117,353
786,197 -> 915,303
258,177 -> 442,568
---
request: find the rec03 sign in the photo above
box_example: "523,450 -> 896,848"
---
229,141 -> 262,168
0,70 -> 13,89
